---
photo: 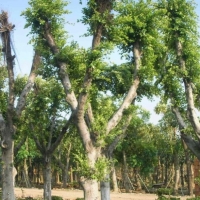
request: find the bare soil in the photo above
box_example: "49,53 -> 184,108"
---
15,187 -> 193,200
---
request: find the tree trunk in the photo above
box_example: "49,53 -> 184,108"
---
174,153 -> 180,195
123,151 -> 130,193
111,165 -> 118,192
180,162 -> 184,188
43,156 -> 52,200
81,178 -> 99,200
100,173 -> 110,200
1,129 -> 16,200
134,169 -> 142,191
164,161 -> 168,186
186,157 -> 194,196
23,158 -> 31,188
62,167 -> 68,188
182,140 -> 194,196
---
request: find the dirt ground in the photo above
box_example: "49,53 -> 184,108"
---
15,187 -> 193,200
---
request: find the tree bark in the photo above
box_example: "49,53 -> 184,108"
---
43,156 -> 52,200
100,173 -> 110,200
1,131 -> 15,200
182,140 -> 194,196
174,152 -> 180,195
80,178 -> 99,200
111,165 -> 118,192
123,151 -> 130,193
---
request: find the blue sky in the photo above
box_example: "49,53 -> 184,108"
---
0,0 -> 199,124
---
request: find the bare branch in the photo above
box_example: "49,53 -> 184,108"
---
15,51 -> 41,116
107,115 -> 132,158
172,107 -> 187,129
43,21 -> 78,111
49,114 -> 73,154
14,136 -> 26,156
106,42 -> 141,134
181,133 -> 200,161
175,39 -> 200,137
30,124 -> 45,154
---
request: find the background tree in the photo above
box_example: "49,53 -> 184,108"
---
0,11 -> 41,199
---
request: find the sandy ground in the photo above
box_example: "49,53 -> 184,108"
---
15,187 -> 193,200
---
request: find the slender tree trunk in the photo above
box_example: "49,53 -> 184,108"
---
164,161 -> 168,185
134,169 -> 142,191
182,140 -> 194,195
23,158 -> 31,188
111,165 -> 118,192
180,162 -> 184,189
43,156 -> 52,200
174,153 -> 180,195
62,167 -> 68,188
123,151 -> 130,193
1,129 -> 16,200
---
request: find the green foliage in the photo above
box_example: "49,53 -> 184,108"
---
186,197 -> 200,200
157,188 -> 173,197
14,75 -> 28,96
52,196 -> 63,200
21,0 -> 69,49
80,0 -> 114,39
0,66 -> 8,114
74,154 -> 111,181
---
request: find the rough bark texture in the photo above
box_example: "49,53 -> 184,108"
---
43,157 -> 52,200
2,134 -> 15,200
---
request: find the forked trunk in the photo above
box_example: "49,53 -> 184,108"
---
100,174 -> 110,200
81,178 -> 99,200
43,157 -> 52,200
2,133 -> 15,200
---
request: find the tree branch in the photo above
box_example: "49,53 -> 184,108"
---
43,21 -> 78,111
49,114 -> 73,154
106,42 -> 141,134
14,136 -> 27,156
15,51 -> 41,116
106,115 -> 132,158
181,133 -> 200,161
175,39 -> 200,138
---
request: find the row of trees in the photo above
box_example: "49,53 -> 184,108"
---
0,0 -> 200,199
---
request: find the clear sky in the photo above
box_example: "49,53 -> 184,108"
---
0,0 -> 199,124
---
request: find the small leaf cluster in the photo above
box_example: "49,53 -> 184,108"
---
22,0 -> 69,49
75,153 -> 110,181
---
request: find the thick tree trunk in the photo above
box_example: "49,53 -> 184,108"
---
81,178 -> 99,200
1,134 -> 15,200
43,157 -> 52,200
100,174 -> 110,200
